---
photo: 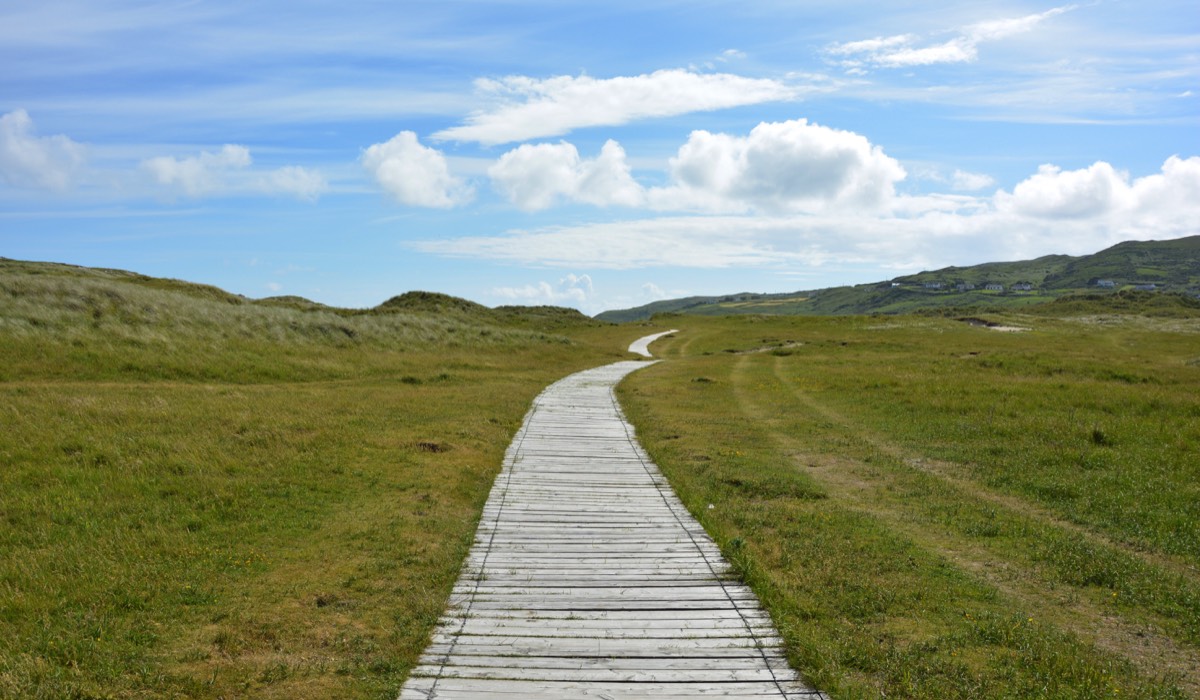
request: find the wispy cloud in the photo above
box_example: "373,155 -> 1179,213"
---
828,5 -> 1076,69
262,166 -> 328,202
141,144 -> 327,200
415,216 -> 806,269
433,69 -> 799,145
142,145 -> 252,197
951,169 -> 997,192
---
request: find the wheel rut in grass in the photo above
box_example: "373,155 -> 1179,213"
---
728,353 -> 1200,695
399,332 -> 825,699
761,355 -> 1198,582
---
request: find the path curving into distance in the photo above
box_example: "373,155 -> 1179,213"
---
399,332 -> 825,699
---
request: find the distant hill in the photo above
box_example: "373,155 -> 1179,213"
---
0,258 -> 602,331
596,236 -> 1200,322
376,290 -> 597,329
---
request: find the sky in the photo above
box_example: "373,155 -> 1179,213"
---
1,0 -> 1197,314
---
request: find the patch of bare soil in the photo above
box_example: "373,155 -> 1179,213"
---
960,317 -> 1030,332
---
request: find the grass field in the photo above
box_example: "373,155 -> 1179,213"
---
5,258 -> 1199,698
0,263 -> 658,698
618,312 -> 1200,698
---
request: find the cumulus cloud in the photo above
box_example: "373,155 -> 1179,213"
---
651,119 -> 906,213
415,156 -> 1200,272
1000,161 -> 1129,218
999,156 -> 1200,222
142,145 -> 326,200
828,5 -> 1075,69
1130,155 -> 1200,214
0,109 -> 86,191
489,140 -> 643,211
434,70 -> 798,145
484,120 -> 905,215
361,131 -> 472,208
491,273 -> 594,307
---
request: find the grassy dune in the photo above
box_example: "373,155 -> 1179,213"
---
0,261 -> 655,698
619,312 -> 1199,699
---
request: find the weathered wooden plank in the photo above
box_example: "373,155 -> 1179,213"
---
442,626 -> 782,640
397,334 -> 825,699
447,617 -> 778,632
402,677 -> 825,698
420,638 -> 784,656
414,666 -> 785,682
446,609 -> 777,624
423,655 -> 781,671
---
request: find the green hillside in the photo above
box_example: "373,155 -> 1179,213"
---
895,253 -> 1074,288
596,235 -> 1200,321
1044,236 -> 1200,289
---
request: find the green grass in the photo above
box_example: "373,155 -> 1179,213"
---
6,255 -> 1200,698
619,313 -> 1200,698
0,261 -> 655,698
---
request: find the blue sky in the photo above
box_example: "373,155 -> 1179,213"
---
2,0 -> 1197,313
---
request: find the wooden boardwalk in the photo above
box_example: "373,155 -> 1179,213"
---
399,333 -> 824,699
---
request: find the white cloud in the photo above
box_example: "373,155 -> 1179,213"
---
827,34 -> 915,57
642,282 -> 670,300
489,140 -> 643,211
1130,155 -> 1200,215
433,69 -> 798,145
415,156 -> 1200,274
491,273 -> 594,307
414,216 -> 817,269
361,131 -> 472,208
651,119 -> 906,213
484,120 -> 905,215
878,38 -> 977,67
262,165 -> 328,202
141,145 -> 326,200
999,156 -> 1200,222
951,169 -> 996,191
999,161 -> 1129,218
0,109 -> 86,191
142,144 -> 252,197
967,8 -> 1074,42
829,5 -> 1075,70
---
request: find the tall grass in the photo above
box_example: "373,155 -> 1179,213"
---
0,273 -> 569,383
